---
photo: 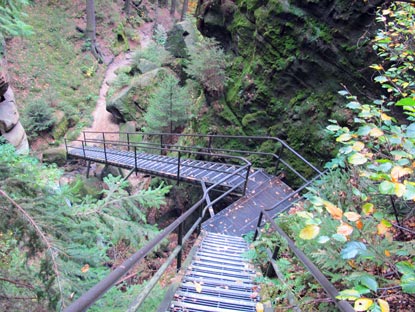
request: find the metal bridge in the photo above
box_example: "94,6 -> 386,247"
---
63,131 -> 354,312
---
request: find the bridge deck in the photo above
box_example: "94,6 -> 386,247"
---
67,146 -> 261,192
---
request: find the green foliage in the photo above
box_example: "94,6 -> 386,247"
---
371,3 -> 415,103
0,144 -> 171,310
144,74 -> 192,133
184,37 -> 228,96
0,0 -> 33,37
132,42 -> 172,67
21,99 -> 55,138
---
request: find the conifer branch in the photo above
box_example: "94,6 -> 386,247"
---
0,189 -> 64,308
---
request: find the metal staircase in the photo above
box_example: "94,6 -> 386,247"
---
165,232 -> 260,312
63,131 -> 323,312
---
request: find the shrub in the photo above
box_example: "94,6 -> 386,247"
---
22,99 -> 55,138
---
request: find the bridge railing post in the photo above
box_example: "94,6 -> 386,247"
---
127,133 -> 130,151
275,145 -> 284,174
103,133 -> 107,163
82,141 -> 86,159
176,151 -> 181,185
253,211 -> 263,242
160,134 -> 163,155
242,164 -> 251,196
134,146 -> 137,172
176,222 -> 183,271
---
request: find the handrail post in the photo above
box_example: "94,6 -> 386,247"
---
275,145 -> 284,174
103,133 -> 107,163
176,223 -> 183,271
64,139 -> 68,154
134,146 -> 137,173
127,133 -> 130,151
82,141 -> 86,159
208,136 -> 212,154
177,151 -> 181,185
83,131 -> 86,143
253,211 -> 263,242
265,244 -> 281,277
160,134 -> 163,155
242,164 -> 251,196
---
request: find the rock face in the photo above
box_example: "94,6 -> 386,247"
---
0,37 -> 29,153
195,0 -> 383,166
165,20 -> 198,58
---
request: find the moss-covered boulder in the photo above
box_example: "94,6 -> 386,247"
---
42,147 -> 67,166
106,67 -> 174,122
165,20 -> 198,58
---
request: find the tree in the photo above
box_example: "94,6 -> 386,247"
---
124,0 -> 131,16
0,0 -> 33,37
170,0 -> 176,16
184,37 -> 227,104
181,0 -> 189,21
86,0 -> 103,62
144,74 -> 192,133
0,144 -> 170,310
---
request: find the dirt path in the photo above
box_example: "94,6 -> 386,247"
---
80,4 -> 178,142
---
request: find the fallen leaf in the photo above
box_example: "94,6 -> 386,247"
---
194,282 -> 202,293
250,292 -> 258,299
81,264 -> 90,273
256,302 -> 264,312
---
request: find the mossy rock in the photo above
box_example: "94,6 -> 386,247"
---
42,147 -> 67,166
106,68 -> 174,122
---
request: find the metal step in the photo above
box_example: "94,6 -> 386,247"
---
167,232 -> 260,312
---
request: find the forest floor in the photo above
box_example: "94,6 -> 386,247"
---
80,0 -> 178,143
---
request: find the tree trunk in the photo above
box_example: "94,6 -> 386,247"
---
180,0 -> 188,21
86,0 -> 103,63
124,0 -> 131,16
170,0 -> 176,16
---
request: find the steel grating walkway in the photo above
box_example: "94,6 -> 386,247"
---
67,146 -> 257,192
166,232 -> 260,312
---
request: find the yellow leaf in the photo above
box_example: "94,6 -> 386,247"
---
381,113 -> 392,121
369,127 -> 384,138
336,133 -> 352,142
394,182 -> 406,197
323,201 -> 343,220
370,64 -> 384,70
362,203 -> 374,215
337,222 -> 353,236
194,281 -> 203,293
352,141 -> 365,151
354,298 -> 373,311
384,250 -> 391,257
391,166 -> 413,182
256,302 -> 264,312
378,298 -> 390,312
299,224 -> 320,240
81,264 -> 90,273
344,212 -> 361,222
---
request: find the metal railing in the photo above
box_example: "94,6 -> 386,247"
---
252,171 -> 354,312
79,131 -> 323,187
63,131 -> 325,311
63,162 -> 251,312
65,136 -> 252,195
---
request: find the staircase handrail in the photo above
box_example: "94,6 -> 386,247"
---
252,174 -> 354,312
63,161 -> 251,312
